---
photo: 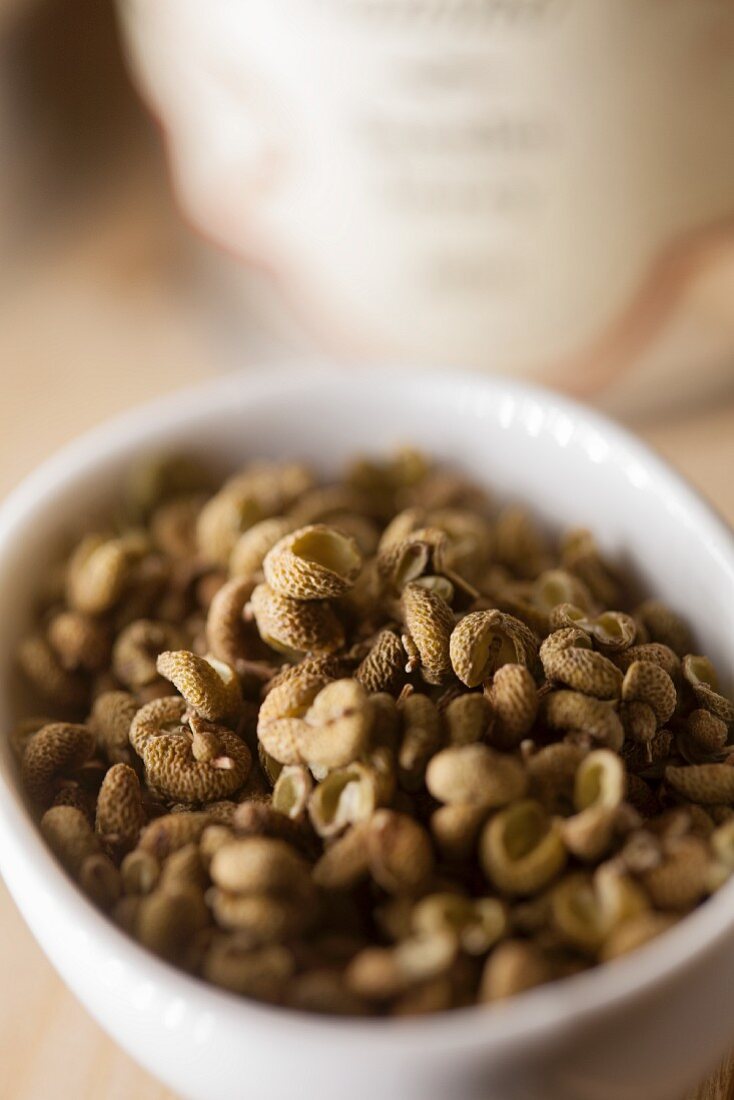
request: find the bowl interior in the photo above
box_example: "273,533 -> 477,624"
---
0,366 -> 733,1070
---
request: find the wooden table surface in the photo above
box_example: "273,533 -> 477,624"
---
2,163 -> 734,1100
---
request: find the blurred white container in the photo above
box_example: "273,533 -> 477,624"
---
118,0 -> 734,416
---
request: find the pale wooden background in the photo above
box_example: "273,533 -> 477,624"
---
2,108 -> 734,1100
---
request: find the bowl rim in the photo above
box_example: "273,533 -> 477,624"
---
1,363 -> 734,1056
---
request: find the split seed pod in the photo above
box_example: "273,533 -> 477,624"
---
346,932 -> 457,1001
526,742 -> 589,815
412,893 -> 506,955
308,763 -> 380,838
614,642 -> 680,680
272,766 -> 313,819
355,630 -> 406,696
561,750 -> 625,862
136,886 -> 209,962
130,696 -> 251,802
210,836 -> 314,900
79,853 -> 122,910
89,691 -> 139,764
22,722 -> 95,805
664,763 -> 734,805
297,679 -> 374,769
66,534 -> 132,614
426,744 -> 527,809
312,822 -> 372,891
682,656 -> 734,726
550,873 -> 607,953
156,650 -> 242,721
450,610 -> 537,689
205,577 -> 256,665
148,493 -> 206,558
378,506 -> 429,551
532,570 -> 594,615
620,701 -> 657,745
121,849 -> 161,896
480,800 -> 566,896
230,517 -> 296,580
138,812 -> 213,859
540,630 -> 622,700
40,805 -> 101,873
144,718 -> 252,804
401,582 -> 455,685
549,605 -> 636,653
249,583 -> 344,657
485,664 -> 538,749
264,524 -> 362,600
430,804 -> 489,863
639,835 -> 711,911
550,866 -> 647,956
366,810 -> 434,895
208,891 -> 314,943
621,662 -> 677,726
256,663 -> 345,767
678,709 -> 729,764
261,657 -> 339,718
376,535 -> 434,594
196,479 -> 268,567
544,691 -> 624,751
427,507 -> 493,582
95,763 -> 146,852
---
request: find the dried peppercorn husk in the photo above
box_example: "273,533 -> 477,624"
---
355,630 -> 406,696
540,630 -> 623,700
95,763 -> 146,853
156,650 -> 243,721
450,610 -> 538,689
485,664 -> 538,749
682,655 -> 734,726
677,709 -> 729,764
401,582 -> 454,685
426,744 -> 527,809
12,446 -> 734,1019
264,524 -> 362,600
23,722 -> 96,806
480,800 -> 567,896
248,582 -> 345,658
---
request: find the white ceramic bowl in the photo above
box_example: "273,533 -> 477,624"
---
1,368 -> 733,1100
